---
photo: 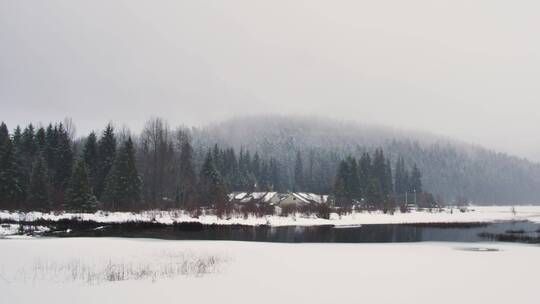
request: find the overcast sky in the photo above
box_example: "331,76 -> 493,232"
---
1,1 -> 540,160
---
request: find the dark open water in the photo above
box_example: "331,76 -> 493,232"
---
38,220 -> 540,244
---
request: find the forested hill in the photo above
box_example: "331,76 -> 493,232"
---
192,115 -> 540,204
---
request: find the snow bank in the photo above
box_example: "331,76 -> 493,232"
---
0,223 -> 19,236
1,206 -> 540,227
0,238 -> 538,304
0,223 -> 50,238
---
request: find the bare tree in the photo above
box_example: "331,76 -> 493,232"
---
63,117 -> 77,140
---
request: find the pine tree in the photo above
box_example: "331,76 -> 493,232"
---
269,158 -> 280,191
43,124 -> 58,175
96,124 -> 116,199
365,178 -> 384,209
259,160 -> 270,191
102,137 -> 141,210
26,155 -> 50,211
53,124 -> 74,198
83,131 -> 100,192
35,127 -> 46,152
358,152 -> 372,198
294,151 -> 304,191
0,123 -> 22,209
238,149 -> 255,191
333,160 -> 349,207
345,157 -> 360,200
394,157 -> 407,194
252,152 -> 261,189
65,158 -> 98,213
410,163 -> 423,193
373,148 -> 391,195
385,159 -> 393,195
21,124 -> 37,158
178,139 -> 197,210
199,152 -> 229,217
11,126 -> 28,205
21,124 -> 38,186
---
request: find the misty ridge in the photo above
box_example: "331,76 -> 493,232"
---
189,115 -> 540,204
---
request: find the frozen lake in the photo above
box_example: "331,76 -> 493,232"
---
0,238 -> 538,304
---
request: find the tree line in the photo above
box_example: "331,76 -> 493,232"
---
333,150 -> 434,211
0,118 -> 433,214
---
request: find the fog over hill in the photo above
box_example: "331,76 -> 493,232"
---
191,115 -> 540,204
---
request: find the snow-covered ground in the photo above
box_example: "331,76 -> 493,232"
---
1,206 -> 540,228
0,224 -> 50,238
0,224 -> 20,236
0,238 -> 538,304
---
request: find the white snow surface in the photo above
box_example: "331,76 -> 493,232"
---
0,238 -> 538,304
1,206 -> 540,227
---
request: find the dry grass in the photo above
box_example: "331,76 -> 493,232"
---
12,251 -> 226,285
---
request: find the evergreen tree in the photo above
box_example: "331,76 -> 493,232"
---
394,157 -> 408,194
373,148 -> 391,195
83,132 -> 100,191
269,158 -> 281,191
40,123 -> 74,208
43,124 -> 58,174
345,157 -> 360,200
20,124 -> 38,185
35,127 -> 46,152
358,152 -> 372,197
198,152 -> 229,216
333,156 -> 362,207
294,151 -> 304,191
178,138 -> 198,210
21,124 -> 37,158
53,124 -> 74,197
385,159 -> 393,194
365,178 -> 384,209
11,126 -> 22,147
11,126 -> 28,204
409,163 -> 423,193
26,155 -> 50,211
252,152 -> 261,188
333,160 -> 349,207
259,160 -> 271,191
65,158 -> 97,213
96,124 -> 116,198
103,137 -> 141,210
0,123 -> 22,209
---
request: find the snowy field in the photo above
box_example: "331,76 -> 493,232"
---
0,238 -> 538,304
1,205 -> 540,228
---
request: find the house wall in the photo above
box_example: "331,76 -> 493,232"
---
279,194 -> 309,207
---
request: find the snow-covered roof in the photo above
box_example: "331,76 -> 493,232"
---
234,192 -> 248,200
229,192 -> 326,205
251,192 -> 267,200
295,192 -> 328,204
262,192 -> 278,202
291,193 -> 310,204
240,197 -> 252,203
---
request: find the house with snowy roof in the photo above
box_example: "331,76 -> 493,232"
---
229,191 -> 280,206
229,192 -> 328,208
278,192 -> 328,207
